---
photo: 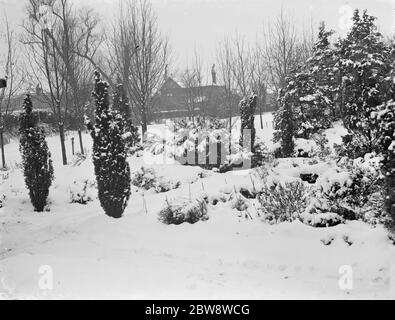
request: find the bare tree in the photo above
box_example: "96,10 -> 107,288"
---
115,0 -> 170,139
22,0 -> 102,164
180,64 -> 198,121
251,47 -> 269,129
106,0 -> 141,122
297,18 -> 315,64
0,15 -> 24,169
23,0 -> 69,165
260,8 -> 301,97
216,37 -> 238,139
230,34 -> 254,97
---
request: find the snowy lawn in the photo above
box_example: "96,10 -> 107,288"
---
1,114 -> 394,299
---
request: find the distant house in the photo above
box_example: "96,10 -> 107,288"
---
8,85 -> 53,116
151,76 -> 277,121
151,77 -> 240,120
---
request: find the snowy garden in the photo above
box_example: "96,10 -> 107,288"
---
0,2 -> 395,300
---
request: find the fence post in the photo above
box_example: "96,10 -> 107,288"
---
71,137 -> 75,155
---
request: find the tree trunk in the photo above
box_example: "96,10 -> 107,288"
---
0,126 -> 5,169
59,122 -> 67,166
141,106 -> 148,142
78,128 -> 84,155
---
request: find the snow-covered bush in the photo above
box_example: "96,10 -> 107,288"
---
252,138 -> 272,168
0,194 -> 6,208
310,132 -> 331,159
239,94 -> 257,154
334,133 -> 373,159
19,94 -> 54,212
315,155 -> 386,223
144,118 -> 257,170
131,167 -> 180,193
158,198 -> 208,225
231,196 -> 249,212
258,181 -> 310,224
273,85 -> 295,158
371,100 -> 395,232
113,82 -> 141,151
69,180 -> 96,205
300,211 -> 344,228
207,192 -> 231,206
86,72 -> 131,219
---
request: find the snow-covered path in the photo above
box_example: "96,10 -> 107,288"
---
1,115 -> 394,299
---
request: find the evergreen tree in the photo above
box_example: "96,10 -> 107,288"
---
87,71 -> 131,219
307,22 -> 338,120
239,93 -> 257,153
372,100 -> 395,231
372,45 -> 395,231
113,83 -> 140,148
19,94 -> 54,212
274,84 -> 295,157
337,10 -> 392,156
291,69 -> 332,139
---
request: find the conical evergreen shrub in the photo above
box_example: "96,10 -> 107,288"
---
19,94 -> 54,212
87,71 -> 131,218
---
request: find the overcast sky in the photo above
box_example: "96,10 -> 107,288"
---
0,0 -> 394,79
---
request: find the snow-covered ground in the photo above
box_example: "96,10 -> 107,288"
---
1,113 -> 394,300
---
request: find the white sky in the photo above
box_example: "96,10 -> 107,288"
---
0,0 -> 394,79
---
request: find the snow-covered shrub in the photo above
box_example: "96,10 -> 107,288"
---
158,198 -> 208,225
207,192 -> 230,206
334,133 -> 373,159
173,119 -> 233,169
273,86 -> 295,158
301,211 -> 344,228
69,180 -> 96,205
113,82 -> 141,151
131,167 -> 180,193
252,138 -> 272,168
311,132 -> 331,159
19,94 -> 54,212
144,118 -> 255,170
239,94 -> 257,154
315,155 -> 386,223
371,100 -> 395,232
0,194 -> 6,208
258,181 -> 310,224
232,196 -> 249,212
86,72 -> 131,219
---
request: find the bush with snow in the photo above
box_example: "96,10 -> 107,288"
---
19,94 -> 54,212
258,181 -> 311,224
131,167 -> 180,193
86,72 -> 131,219
68,180 -> 96,205
0,194 -> 6,208
158,198 -> 208,225
231,196 -> 250,212
315,155 -> 387,224
144,117 -> 259,170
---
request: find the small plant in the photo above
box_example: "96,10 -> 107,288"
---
69,180 -> 96,205
131,167 -> 180,193
311,132 -> 331,159
158,198 -> 209,225
258,181 -> 310,224
231,196 -> 249,212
